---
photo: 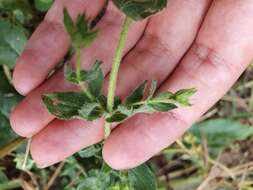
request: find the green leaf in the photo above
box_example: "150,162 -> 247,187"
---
78,102 -> 103,121
78,145 -> 101,158
113,0 -> 168,21
106,111 -> 128,123
0,170 -> 8,184
42,92 -> 90,120
0,21 -> 28,68
14,153 -> 34,171
64,60 -> 103,85
87,60 -> 104,97
174,88 -> 196,106
125,81 -> 147,105
147,102 -> 177,112
154,91 -> 173,100
189,119 -> 253,158
63,8 -> 76,38
34,0 -> 53,12
63,8 -> 97,49
128,164 -> 157,190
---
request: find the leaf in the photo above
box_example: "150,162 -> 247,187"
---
125,81 -> 147,105
63,8 -> 97,49
34,0 -> 53,12
14,153 -> 34,171
0,21 -> 28,68
77,172 -> 111,190
106,111 -> 128,123
42,92 -> 90,120
148,80 -> 157,99
88,60 -> 104,97
63,8 -> 76,38
189,119 -> 253,158
128,164 -> 157,190
174,88 -> 196,106
78,102 -> 103,121
148,102 -> 177,112
78,145 -> 101,158
113,0 -> 168,21
0,170 -> 8,184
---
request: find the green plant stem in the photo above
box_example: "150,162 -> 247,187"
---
76,48 -> 81,81
107,16 -> 131,113
22,137 -> 32,170
0,137 -> 26,159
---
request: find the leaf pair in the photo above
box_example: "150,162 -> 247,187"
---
106,80 -> 196,123
63,8 -> 97,49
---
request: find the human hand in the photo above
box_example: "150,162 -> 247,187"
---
10,0 -> 253,169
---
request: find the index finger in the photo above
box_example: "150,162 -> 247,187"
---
12,0 -> 106,95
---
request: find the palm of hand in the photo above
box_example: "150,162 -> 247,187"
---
10,0 -> 253,169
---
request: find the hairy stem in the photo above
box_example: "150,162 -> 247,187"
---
22,137 -> 32,170
107,16 -> 131,113
76,48 -> 81,81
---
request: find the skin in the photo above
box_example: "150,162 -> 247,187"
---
10,0 -> 253,169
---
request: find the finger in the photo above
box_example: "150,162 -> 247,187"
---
103,0 -> 253,170
31,119 -> 104,168
29,0 -> 211,168
12,0 -> 106,95
10,3 -> 147,137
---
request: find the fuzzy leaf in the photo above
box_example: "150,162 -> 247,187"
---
78,102 -> 103,121
106,111 -> 128,123
174,88 -> 196,106
78,145 -> 101,158
63,8 -> 97,49
148,102 -> 177,112
42,92 -> 90,120
87,60 -> 104,97
125,81 -> 147,105
128,164 -> 157,190
64,60 -> 103,87
113,0 -> 167,21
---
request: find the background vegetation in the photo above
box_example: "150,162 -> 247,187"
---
1,0 -> 253,189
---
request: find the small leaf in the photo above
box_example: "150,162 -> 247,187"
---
63,8 -> 97,49
125,81 -> 147,105
128,164 -> 157,190
34,0 -> 53,12
113,0 -> 168,21
78,145 -> 101,158
113,96 -> 122,109
148,80 -> 157,99
42,92 -> 90,120
154,91 -> 173,100
63,8 -> 75,38
88,60 -> 104,97
78,102 -> 103,121
148,102 -> 177,112
174,88 -> 196,106
106,111 -> 128,123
